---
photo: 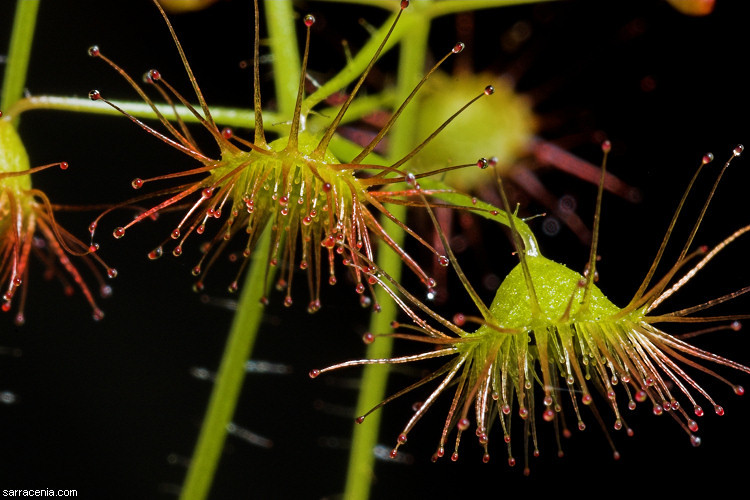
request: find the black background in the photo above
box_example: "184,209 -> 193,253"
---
2,0 -> 750,498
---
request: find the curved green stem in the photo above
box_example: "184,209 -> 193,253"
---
420,178 -> 539,255
344,6 -> 431,499
1,0 -> 40,121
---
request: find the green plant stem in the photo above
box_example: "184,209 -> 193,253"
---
6,96 -> 283,132
179,226 -> 272,500
180,2 -> 300,499
7,90 -> 391,139
1,0 -> 40,119
264,0 -> 301,121
344,6 -> 431,499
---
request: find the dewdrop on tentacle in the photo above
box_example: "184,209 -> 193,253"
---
0,112 -> 116,324
86,0 -> 496,311
311,142 -> 750,470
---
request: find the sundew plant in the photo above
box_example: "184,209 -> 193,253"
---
1,1 -> 749,499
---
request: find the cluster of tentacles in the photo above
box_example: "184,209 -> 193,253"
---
1,114 -> 116,324
312,143 -> 750,472
86,0 -> 498,311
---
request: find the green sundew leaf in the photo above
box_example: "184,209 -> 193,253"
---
0,118 -> 31,185
489,255 -> 621,329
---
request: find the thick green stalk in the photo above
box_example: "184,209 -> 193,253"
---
264,0 -> 301,121
179,226 -> 271,500
343,5 -> 431,499
180,1 -> 299,498
1,0 -> 40,118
